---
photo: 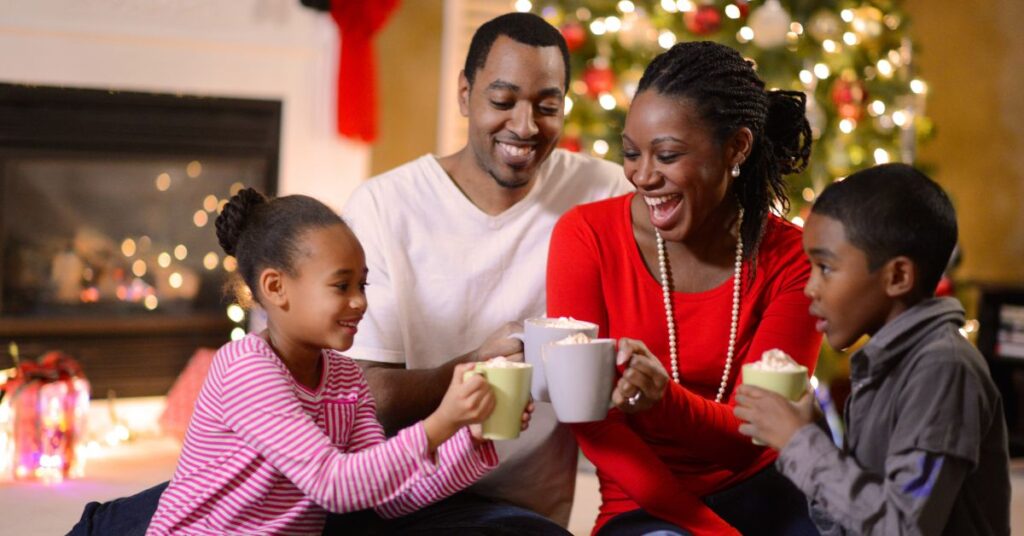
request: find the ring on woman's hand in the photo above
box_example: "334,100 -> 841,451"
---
627,391 -> 642,406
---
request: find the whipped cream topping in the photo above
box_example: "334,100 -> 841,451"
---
536,316 -> 593,329
483,356 -> 529,368
748,348 -> 803,372
554,332 -> 592,345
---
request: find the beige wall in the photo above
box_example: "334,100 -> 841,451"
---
905,0 -> 1024,285
370,2 -> 444,177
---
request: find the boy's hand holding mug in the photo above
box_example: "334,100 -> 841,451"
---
734,382 -> 818,450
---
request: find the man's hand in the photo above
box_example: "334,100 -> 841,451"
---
733,384 -> 816,450
475,321 -> 525,362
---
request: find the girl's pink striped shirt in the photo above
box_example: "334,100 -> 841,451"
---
148,334 -> 498,535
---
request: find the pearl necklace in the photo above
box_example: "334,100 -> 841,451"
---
655,207 -> 743,403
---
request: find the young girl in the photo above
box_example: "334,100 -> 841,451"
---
148,189 -> 522,535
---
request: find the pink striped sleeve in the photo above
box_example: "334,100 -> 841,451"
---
373,426 -> 499,518
220,351 -> 496,515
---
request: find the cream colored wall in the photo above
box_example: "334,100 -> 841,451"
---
0,0 -> 369,212
370,2 -> 444,177
905,0 -> 1024,285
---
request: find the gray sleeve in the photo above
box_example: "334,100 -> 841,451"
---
778,424 -> 971,535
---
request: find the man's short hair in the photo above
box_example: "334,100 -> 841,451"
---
463,12 -> 570,92
811,163 -> 958,298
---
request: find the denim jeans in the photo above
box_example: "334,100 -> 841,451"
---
67,481 -> 568,536
325,492 -> 570,535
597,465 -> 820,536
67,481 -> 168,536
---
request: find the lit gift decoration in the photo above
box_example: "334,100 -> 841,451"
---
0,345 -> 91,484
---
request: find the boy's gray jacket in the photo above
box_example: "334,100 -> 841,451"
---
776,297 -> 1010,535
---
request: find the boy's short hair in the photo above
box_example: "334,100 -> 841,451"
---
812,163 -> 958,298
463,12 -> 570,92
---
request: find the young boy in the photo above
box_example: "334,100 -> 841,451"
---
734,163 -> 1011,535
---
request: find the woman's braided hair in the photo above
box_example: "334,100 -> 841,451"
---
637,41 -> 812,259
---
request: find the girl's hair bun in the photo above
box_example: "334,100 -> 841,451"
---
215,187 -> 267,257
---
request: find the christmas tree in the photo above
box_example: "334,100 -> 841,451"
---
521,0 -> 932,221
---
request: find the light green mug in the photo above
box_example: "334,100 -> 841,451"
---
741,363 -> 809,445
463,361 -> 532,440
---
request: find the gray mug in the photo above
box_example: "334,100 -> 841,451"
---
542,338 -> 616,423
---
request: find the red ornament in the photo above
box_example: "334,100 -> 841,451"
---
685,5 -> 722,36
559,136 -> 582,153
582,65 -> 616,98
560,22 -> 586,53
733,1 -> 750,18
830,77 -> 867,121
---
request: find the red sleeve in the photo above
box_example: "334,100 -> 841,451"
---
637,228 -> 822,462
547,209 -> 738,535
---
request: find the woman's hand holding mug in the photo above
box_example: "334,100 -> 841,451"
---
612,338 -> 669,413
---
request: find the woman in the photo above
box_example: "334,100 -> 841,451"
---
547,41 -> 823,535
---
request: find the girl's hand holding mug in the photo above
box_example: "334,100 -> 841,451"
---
423,363 -> 496,452
612,338 -> 669,414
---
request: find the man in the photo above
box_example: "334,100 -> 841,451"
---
340,12 -> 629,534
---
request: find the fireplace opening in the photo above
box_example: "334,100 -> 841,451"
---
0,83 -> 280,397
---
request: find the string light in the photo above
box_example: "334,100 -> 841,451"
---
737,27 -> 754,43
514,0 -> 532,13
131,260 -> 147,277
892,110 -> 909,128
876,59 -> 894,78
593,140 -> 610,156
186,160 -> 202,178
658,30 -> 677,49
203,252 -> 220,270
617,0 -> 635,13
599,93 -> 617,110
227,304 -> 246,323
203,195 -> 218,212
724,4 -> 740,19
813,63 -> 831,79
155,173 -> 171,192
121,239 -> 137,257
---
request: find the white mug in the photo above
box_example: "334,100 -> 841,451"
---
508,317 -> 598,402
542,338 -> 616,423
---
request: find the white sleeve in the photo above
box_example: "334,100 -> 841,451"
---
342,186 -> 405,365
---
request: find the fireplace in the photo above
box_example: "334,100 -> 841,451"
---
0,83 -> 280,397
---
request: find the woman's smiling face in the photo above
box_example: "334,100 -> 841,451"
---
622,90 -> 742,242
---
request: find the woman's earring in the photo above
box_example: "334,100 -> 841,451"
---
731,164 -> 741,178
